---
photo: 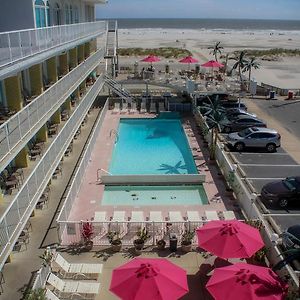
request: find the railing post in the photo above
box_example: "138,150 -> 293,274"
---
18,32 -> 23,58
7,34 -> 12,63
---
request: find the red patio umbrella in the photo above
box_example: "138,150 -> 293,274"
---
179,56 -> 199,64
109,258 -> 189,300
201,60 -> 224,68
206,263 -> 288,300
196,220 -> 264,259
141,55 -> 161,63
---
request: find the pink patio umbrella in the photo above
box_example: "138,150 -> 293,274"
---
109,258 -> 189,300
201,60 -> 224,68
141,55 -> 161,63
196,220 -> 264,259
206,263 -> 288,300
179,55 -> 199,70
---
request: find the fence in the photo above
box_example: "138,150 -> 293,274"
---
31,265 -> 51,291
0,21 -> 107,68
57,100 -> 109,223
0,74 -> 105,271
0,48 -> 105,172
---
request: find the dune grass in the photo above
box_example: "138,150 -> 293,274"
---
233,48 -> 300,58
117,47 -> 192,59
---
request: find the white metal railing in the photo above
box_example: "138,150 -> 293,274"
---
0,21 -> 107,68
0,48 -> 105,172
31,265 -> 51,290
57,100 -> 109,223
0,75 -> 105,270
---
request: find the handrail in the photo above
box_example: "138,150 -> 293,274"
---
0,21 -> 107,68
0,48 -> 105,172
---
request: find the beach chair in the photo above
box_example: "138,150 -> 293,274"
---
150,101 -> 157,113
148,211 -> 164,238
128,211 -> 145,232
186,211 -> 202,231
222,211 -> 236,220
140,100 -> 146,113
45,289 -> 60,300
204,211 -> 219,221
168,211 -> 185,235
93,211 -> 108,242
159,102 -> 166,112
47,273 -> 100,298
113,102 -> 120,113
110,211 -> 127,237
121,102 -> 128,114
130,102 -> 137,113
52,253 -> 103,279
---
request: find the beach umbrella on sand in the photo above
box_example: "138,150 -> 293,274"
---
109,258 -> 189,300
201,60 -> 224,68
141,55 -> 161,64
206,263 -> 288,300
179,55 -> 199,70
196,220 -> 264,259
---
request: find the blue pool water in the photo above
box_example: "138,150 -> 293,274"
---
109,118 -> 197,175
102,185 -> 208,206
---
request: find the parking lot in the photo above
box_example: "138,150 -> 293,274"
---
221,98 -> 300,230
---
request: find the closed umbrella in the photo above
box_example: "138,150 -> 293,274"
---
109,258 -> 189,300
206,263 -> 288,300
196,220 -> 264,259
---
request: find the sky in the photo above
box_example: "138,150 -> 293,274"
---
96,0 -> 300,20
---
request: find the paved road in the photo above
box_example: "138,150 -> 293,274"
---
226,98 -> 300,230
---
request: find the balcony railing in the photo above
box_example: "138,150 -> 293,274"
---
0,48 -> 105,172
0,21 -> 107,68
0,74 -> 105,270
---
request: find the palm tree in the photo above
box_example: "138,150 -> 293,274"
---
199,96 -> 226,160
230,51 -> 248,91
243,57 -> 260,91
208,42 -> 224,62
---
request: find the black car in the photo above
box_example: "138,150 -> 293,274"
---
221,102 -> 247,111
261,176 -> 300,208
226,108 -> 256,120
282,224 -> 300,249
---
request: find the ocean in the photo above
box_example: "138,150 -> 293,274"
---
99,18 -> 300,31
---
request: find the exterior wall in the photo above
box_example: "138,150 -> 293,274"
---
0,0 -> 34,31
4,75 -> 23,111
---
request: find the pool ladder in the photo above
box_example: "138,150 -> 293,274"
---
109,129 -> 119,143
97,168 -> 112,182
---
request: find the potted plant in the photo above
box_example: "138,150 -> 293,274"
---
24,288 -> 47,300
134,227 -> 150,254
107,231 -> 122,252
181,230 -> 195,253
81,220 -> 94,251
156,239 -> 166,250
39,247 -> 53,267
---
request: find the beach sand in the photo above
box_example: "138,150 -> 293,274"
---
118,28 -> 300,89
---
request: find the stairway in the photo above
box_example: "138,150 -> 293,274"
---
104,75 -> 134,102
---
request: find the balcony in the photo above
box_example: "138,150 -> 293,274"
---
0,21 -> 107,78
0,48 -> 105,173
0,73 -> 105,270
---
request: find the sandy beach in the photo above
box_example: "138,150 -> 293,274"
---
118,28 -> 300,89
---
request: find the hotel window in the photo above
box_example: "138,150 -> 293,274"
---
74,6 -> 79,23
46,1 -> 51,26
70,5 -> 73,24
65,4 -> 70,24
54,3 -> 61,25
35,0 -> 46,28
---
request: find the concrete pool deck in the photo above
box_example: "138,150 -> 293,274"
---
68,109 -> 238,222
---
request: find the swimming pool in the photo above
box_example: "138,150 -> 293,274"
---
109,118 -> 197,175
102,185 -> 208,206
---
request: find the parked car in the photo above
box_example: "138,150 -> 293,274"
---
226,127 -> 281,152
226,108 -> 256,119
282,224 -> 300,249
261,176 -> 300,208
221,102 -> 247,111
220,115 -> 266,133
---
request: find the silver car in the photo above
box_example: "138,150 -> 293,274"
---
226,127 -> 281,152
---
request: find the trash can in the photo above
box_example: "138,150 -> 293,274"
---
288,91 -> 294,99
269,91 -> 275,99
195,64 -> 200,74
169,233 -> 177,252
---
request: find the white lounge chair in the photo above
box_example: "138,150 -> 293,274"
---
52,253 -> 103,279
110,211 -> 127,236
94,211 -> 107,222
159,102 -> 165,112
223,211 -> 236,220
148,211 -> 164,238
130,102 -> 137,113
45,289 -> 60,300
47,273 -> 100,298
113,102 -> 120,113
121,102 -> 128,113
150,102 -> 157,113
131,211 -> 144,223
186,211 -> 202,231
168,211 -> 185,235
205,211 -> 219,221
169,211 -> 184,222
140,100 -> 146,113
93,211 -> 108,242
149,211 -> 163,222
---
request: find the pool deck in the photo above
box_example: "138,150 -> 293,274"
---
68,109 -> 239,222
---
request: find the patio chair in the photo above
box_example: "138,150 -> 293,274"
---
147,211 -> 164,239
121,102 -> 128,114
110,211 -> 127,237
113,102 -> 120,113
52,253 -> 103,279
130,102 -> 137,113
45,289 -> 60,300
140,100 -> 146,113
168,212 -> 185,235
222,211 -> 236,220
93,211 -> 108,241
204,211 -> 219,221
159,102 -> 166,112
186,211 -> 202,231
150,101 -> 157,113
47,273 -> 100,298
128,211 -> 144,232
